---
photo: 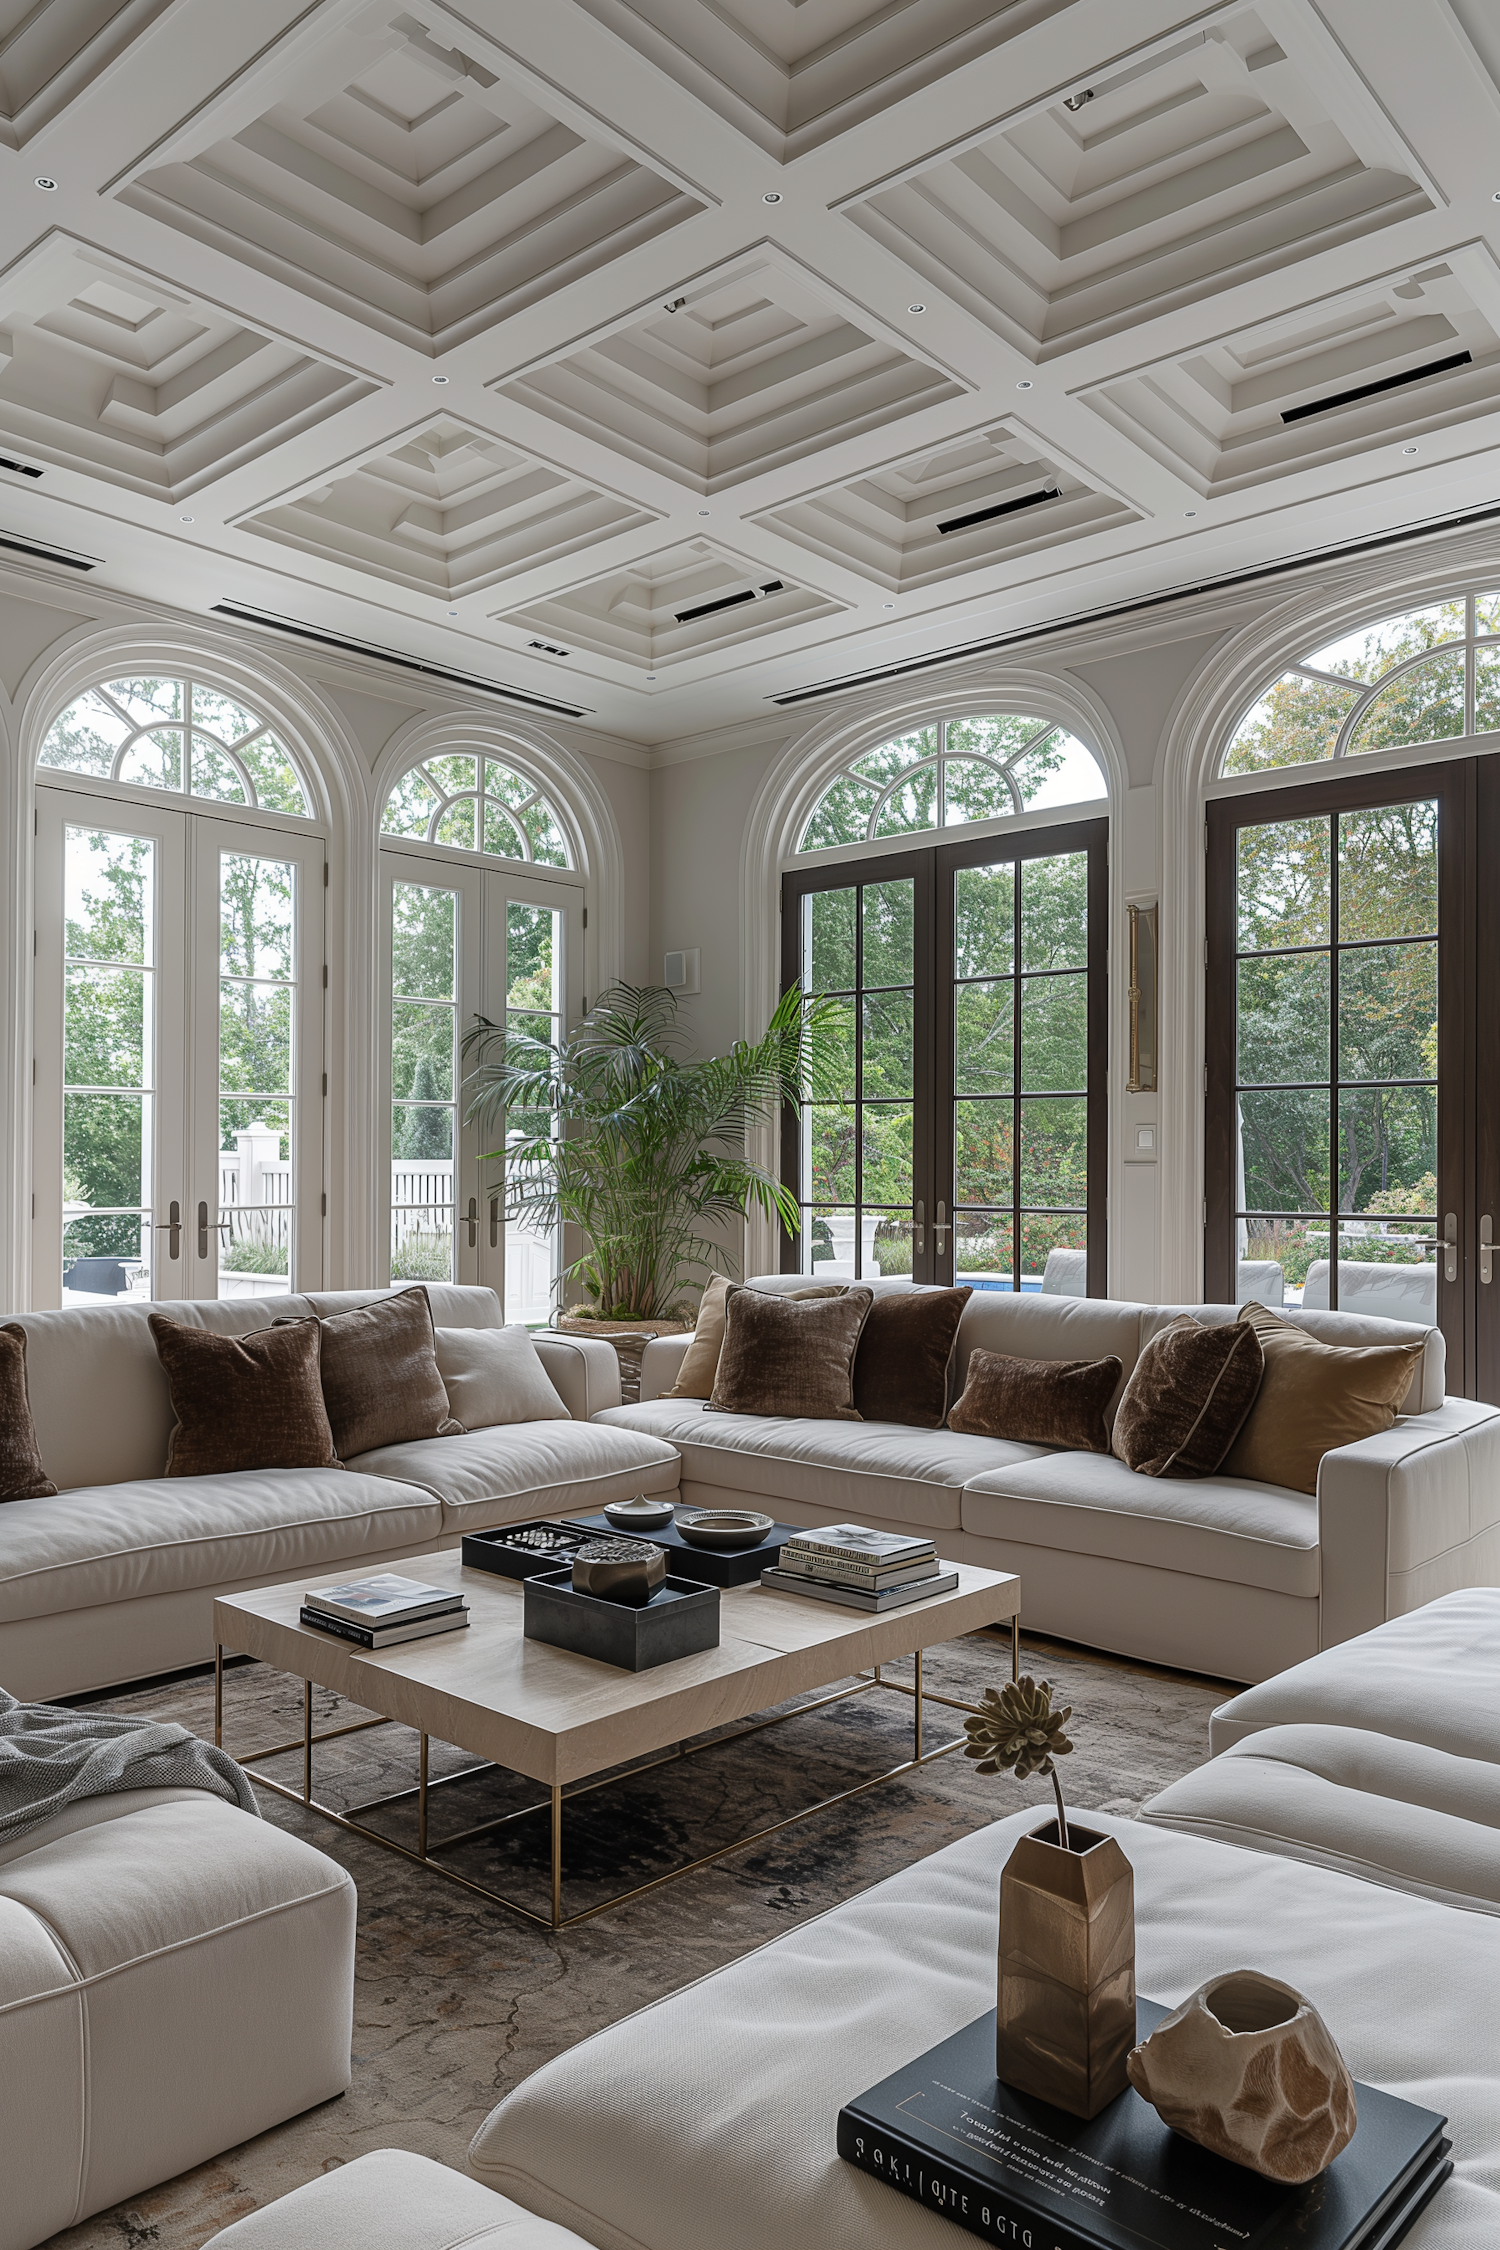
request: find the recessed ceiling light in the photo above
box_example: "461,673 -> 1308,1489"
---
448,609 -> 458,616
179,514 -> 193,522
1403,445 -> 1419,455
1016,379 -> 1033,390
697,509 -> 709,516
763,191 -> 782,204
431,374 -> 449,384
1184,510 -> 1197,519
646,673 -> 657,680
34,176 -> 57,191
907,303 -> 925,314
882,602 -> 895,609
1494,192 -> 1500,203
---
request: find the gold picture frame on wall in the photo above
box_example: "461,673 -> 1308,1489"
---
1127,903 -> 1158,1094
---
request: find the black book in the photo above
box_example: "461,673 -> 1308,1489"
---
838,2003 -> 1451,2250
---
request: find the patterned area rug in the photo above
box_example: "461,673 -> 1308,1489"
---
48,1629 -> 1226,2250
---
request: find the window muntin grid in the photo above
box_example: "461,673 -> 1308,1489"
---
1223,593 -> 1500,777
380,754 -> 570,866
40,677 -> 312,816
798,715 -> 1105,853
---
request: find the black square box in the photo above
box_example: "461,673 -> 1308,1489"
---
522,1569 -> 720,1671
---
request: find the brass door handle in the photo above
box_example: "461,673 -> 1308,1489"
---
1445,1212 -> 1458,1284
489,1195 -> 500,1249
466,1196 -> 478,1249
935,1200 -> 949,1255
197,1200 -> 231,1259
155,1200 -> 181,1259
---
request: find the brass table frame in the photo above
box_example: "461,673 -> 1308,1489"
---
215,1614 -> 1020,1931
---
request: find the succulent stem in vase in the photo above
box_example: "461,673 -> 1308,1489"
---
963,1675 -> 1075,1848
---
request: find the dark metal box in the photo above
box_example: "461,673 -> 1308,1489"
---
461,1522 -> 595,1580
563,1511 -> 798,1587
522,1569 -> 720,1670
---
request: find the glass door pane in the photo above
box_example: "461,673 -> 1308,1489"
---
388,875 -> 464,1285
201,825 -> 324,1299
33,792 -> 187,1308
481,873 -> 582,1323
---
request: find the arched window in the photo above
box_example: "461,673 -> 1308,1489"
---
380,752 -> 571,865
1223,591 -> 1500,775
799,713 -> 1105,852
40,675 -> 313,815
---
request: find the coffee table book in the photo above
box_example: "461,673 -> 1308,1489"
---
299,1606 -> 468,1650
760,1567 -> 959,1611
837,2003 -> 1450,2250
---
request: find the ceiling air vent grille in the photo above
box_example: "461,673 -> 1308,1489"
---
0,455 -> 43,479
1281,351 -> 1473,425
0,529 -> 96,569
527,638 -> 570,656
937,487 -> 1061,534
209,603 -> 589,717
674,579 -> 784,624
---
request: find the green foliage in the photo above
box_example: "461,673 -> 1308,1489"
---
1226,604 -> 1469,776
396,1058 -> 452,1158
222,1238 -> 289,1274
464,983 -> 843,1320
391,1232 -> 454,1282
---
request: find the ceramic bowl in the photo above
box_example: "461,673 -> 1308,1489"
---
676,1509 -> 776,1552
603,1495 -> 677,1531
571,1539 -> 668,1606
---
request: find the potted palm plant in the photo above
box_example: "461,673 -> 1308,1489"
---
462,984 -> 839,1371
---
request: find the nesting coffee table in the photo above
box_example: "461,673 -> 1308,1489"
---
213,1552 -> 1020,1929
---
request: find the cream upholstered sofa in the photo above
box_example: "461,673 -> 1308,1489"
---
602,1276 -> 1500,1683
1,1285 -> 678,1700
1,1784 -> 354,2250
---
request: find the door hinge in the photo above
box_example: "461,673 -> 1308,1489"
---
582,906 -> 588,929
33,931 -> 37,955
321,1192 -> 328,1218
31,1058 -> 36,1084
322,964 -> 328,989
323,863 -> 329,887
1203,1199 -> 1208,1226
1204,938 -> 1209,965
1204,819 -> 1210,853
34,807 -> 38,835
322,1071 -> 328,1096
1203,1066 -> 1209,1094
31,1193 -> 35,1219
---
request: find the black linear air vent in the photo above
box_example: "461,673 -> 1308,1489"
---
1281,351 -> 1473,425
937,486 -> 1061,534
209,603 -> 590,717
0,454 -> 43,479
528,638 -> 570,656
0,529 -> 96,569
674,579 -> 784,624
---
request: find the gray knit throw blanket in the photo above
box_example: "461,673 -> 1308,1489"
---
0,1684 -> 260,1846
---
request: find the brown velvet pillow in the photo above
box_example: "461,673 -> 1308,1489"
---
149,1315 -> 337,1477
668,1277 -> 848,1401
1111,1315 -> 1264,1478
707,1285 -> 873,1420
0,1323 -> 57,1500
853,1287 -> 972,1429
1221,1301 -> 1425,1496
315,1288 -> 456,1459
948,1349 -> 1121,1451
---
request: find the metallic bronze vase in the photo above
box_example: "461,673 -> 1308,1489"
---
571,1538 -> 668,1606
998,1819 -> 1135,2119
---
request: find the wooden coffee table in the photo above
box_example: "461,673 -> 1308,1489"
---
213,1552 -> 1020,1929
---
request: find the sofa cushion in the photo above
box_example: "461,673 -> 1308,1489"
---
469,1808 -> 1500,2250
667,1271 -> 733,1400
1142,1722 -> 1500,1916
1112,1314 -> 1264,1478
709,1284 -> 873,1420
347,1421 -> 680,1534
1209,1587 -> 1500,1757
949,1347 -> 1119,1450
435,1326 -> 569,1430
0,1322 -> 55,1500
150,1313 -> 338,1477
315,1287 -> 457,1458
951,1290 -> 1144,1416
852,1287 -> 971,1429
1144,1302 -> 1443,1414
208,2149 -> 594,2250
598,1398 -> 1050,1532
959,1450 -> 1320,1596
1221,1302 -> 1424,1495
0,1468 -> 441,1624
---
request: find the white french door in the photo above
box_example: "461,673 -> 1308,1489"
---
33,785 -> 326,1308
379,849 -> 582,1317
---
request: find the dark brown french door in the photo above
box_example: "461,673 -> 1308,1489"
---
781,819 -> 1108,1293
1206,755 -> 1500,1402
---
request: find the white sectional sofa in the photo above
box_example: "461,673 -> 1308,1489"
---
605,1277 -> 1500,1683
1,1286 -> 678,1700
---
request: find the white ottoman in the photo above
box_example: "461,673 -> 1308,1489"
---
1208,1588 -> 1500,1755
1142,1722 -> 1500,1914
1,1786 -> 355,2250
469,1810 -> 1500,2249
207,2150 -> 592,2249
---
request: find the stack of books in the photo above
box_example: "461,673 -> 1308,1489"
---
300,1574 -> 470,1648
761,1524 -> 958,1611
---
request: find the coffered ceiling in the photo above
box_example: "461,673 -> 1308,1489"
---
0,0 -> 1497,743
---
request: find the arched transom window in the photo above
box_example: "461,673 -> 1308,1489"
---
40,675 -> 313,815
799,714 -> 1106,852
381,753 -> 570,866
1223,592 -> 1500,776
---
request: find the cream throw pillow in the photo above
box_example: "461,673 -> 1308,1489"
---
1219,1301 -> 1424,1495
667,1274 -> 847,1399
434,1327 -> 569,1431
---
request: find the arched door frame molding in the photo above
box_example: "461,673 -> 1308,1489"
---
9,623 -> 372,1304
1157,524 -> 1500,1303
739,666 -> 1128,1279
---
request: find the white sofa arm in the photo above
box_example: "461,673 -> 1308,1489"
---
1318,1399 -> 1500,1649
639,1334 -> 692,1401
532,1333 -> 622,1418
